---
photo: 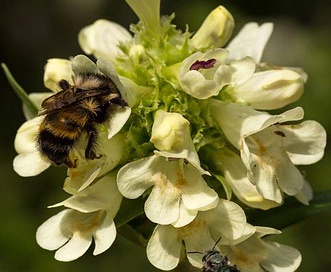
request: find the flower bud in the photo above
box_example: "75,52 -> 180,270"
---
232,69 -> 304,110
43,59 -> 74,92
192,6 -> 234,49
151,110 -> 190,152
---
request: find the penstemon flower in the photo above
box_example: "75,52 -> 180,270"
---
5,0 -> 327,271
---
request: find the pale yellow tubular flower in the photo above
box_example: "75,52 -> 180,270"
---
231,69 -> 305,110
146,199 -> 247,270
79,19 -> 132,62
221,226 -> 302,272
212,147 -> 281,210
192,6 -> 234,49
43,58 -> 74,92
37,173 -> 122,261
151,110 -> 207,173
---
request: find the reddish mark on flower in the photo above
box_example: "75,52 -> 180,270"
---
190,59 -> 217,71
274,130 -> 286,137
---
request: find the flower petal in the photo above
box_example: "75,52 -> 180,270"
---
58,173 -> 122,214
181,164 -> 218,211
185,229 -> 215,268
13,152 -> 51,177
144,180 -> 181,224
14,116 -> 42,153
181,70 -> 219,99
227,22 -> 273,62
151,110 -> 190,151
55,231 -> 92,262
233,69 -> 304,110
228,56 -> 256,84
146,225 -> 181,271
209,99 -> 304,148
261,242 -> 302,272
79,19 -> 132,61
71,54 -> 99,76
295,179 -> 313,205
284,120 -> 327,165
215,148 -> 280,209
64,132 -> 125,193
202,199 -> 246,240
93,212 -> 116,255
36,210 -> 71,251
106,106 -> 131,139
117,156 -> 157,198
171,203 -> 197,228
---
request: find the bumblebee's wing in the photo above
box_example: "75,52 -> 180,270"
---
38,88 -> 111,115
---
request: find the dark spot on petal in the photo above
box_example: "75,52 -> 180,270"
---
190,59 -> 217,71
274,130 -> 286,137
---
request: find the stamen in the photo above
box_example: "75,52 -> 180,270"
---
190,59 -> 217,71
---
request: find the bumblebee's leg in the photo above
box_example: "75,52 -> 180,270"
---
85,124 -> 99,160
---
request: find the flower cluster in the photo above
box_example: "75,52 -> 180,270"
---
11,0 -> 326,271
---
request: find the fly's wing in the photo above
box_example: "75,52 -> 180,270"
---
38,88 -> 111,116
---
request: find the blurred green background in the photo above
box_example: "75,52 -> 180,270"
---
1,0 -> 331,271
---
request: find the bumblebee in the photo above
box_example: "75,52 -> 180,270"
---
37,73 -> 127,168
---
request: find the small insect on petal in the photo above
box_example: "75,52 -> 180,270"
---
274,130 -> 286,137
188,237 -> 240,272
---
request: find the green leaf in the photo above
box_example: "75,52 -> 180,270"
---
248,190 -> 331,229
2,63 -> 38,116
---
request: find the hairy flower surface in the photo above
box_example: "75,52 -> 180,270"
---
9,0 -> 327,271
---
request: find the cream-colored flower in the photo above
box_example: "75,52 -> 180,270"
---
44,58 -> 74,92
221,226 -> 302,272
225,68 -> 305,110
208,147 -> 281,210
150,110 -> 203,171
63,132 -> 126,194
117,153 -> 218,227
146,199 -> 247,270
210,100 -> 327,203
79,19 -> 132,62
192,6 -> 234,49
37,173 -> 122,261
